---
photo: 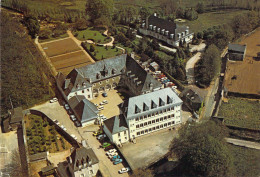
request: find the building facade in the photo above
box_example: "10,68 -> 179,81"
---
228,44 -> 247,61
139,14 -> 193,47
57,147 -> 99,177
103,88 -> 183,145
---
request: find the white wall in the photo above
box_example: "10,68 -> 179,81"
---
68,87 -> 93,100
74,163 -> 99,177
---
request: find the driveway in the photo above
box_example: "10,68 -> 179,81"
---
79,125 -> 129,177
189,43 -> 206,52
186,52 -> 201,85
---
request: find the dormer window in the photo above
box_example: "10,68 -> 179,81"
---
151,101 -> 157,109
135,105 -> 141,114
82,82 -> 86,88
167,95 -> 173,104
112,69 -> 116,75
165,31 -> 169,36
96,73 -> 100,79
159,98 -> 165,106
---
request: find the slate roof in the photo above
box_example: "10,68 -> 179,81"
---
147,15 -> 177,35
125,55 -> 161,93
103,114 -> 128,134
9,107 -> 23,124
179,88 -> 203,104
77,54 -> 127,83
70,147 -> 99,171
124,87 -> 183,119
228,44 -> 246,53
68,96 -> 98,124
29,152 -> 48,162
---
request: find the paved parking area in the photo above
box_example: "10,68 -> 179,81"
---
90,90 -> 123,119
32,101 -> 83,143
79,125 -> 129,177
117,108 -> 192,170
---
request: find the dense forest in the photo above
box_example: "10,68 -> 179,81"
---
1,11 -> 55,116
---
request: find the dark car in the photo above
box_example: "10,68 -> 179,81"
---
102,92 -> 108,97
104,145 -> 114,151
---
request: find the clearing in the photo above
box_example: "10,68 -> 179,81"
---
177,10 -> 249,33
223,28 -> 260,96
218,97 -> 260,130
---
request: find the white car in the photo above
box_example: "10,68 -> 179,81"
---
118,167 -> 131,174
53,119 -> 60,125
71,134 -> 77,140
102,100 -> 108,104
60,125 -> 67,131
108,152 -> 118,158
70,115 -> 76,121
95,103 -> 98,107
50,99 -> 54,103
107,149 -> 117,154
99,102 -> 104,106
53,97 -> 58,102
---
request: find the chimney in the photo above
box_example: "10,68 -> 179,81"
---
137,81 -> 142,85
154,13 -> 157,17
130,74 -> 135,78
133,77 -> 138,82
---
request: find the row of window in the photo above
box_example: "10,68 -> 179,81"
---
136,121 -> 175,136
93,77 -> 118,86
136,114 -> 174,129
135,108 -> 175,121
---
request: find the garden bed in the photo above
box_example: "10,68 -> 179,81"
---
25,114 -> 71,155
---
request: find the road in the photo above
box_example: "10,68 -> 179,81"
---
189,42 -> 206,52
185,52 -> 201,84
0,127 -> 19,176
225,138 -> 260,150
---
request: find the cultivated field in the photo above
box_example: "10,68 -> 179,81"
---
218,97 -> 260,130
223,27 -> 260,96
40,38 -> 94,75
41,38 -> 81,57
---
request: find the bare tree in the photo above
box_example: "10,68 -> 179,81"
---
6,149 -> 27,177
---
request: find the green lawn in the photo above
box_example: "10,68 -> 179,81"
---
39,33 -> 69,43
74,27 -> 112,44
218,97 -> 260,130
177,10 -> 249,33
155,50 -> 172,60
229,145 -> 260,177
85,43 -> 123,60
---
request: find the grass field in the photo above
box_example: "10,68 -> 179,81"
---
74,27 -> 111,44
85,43 -> 123,60
177,10 -> 249,33
229,144 -> 260,177
41,38 -> 81,57
218,97 -> 260,130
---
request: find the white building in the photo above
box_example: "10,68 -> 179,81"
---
103,87 -> 183,145
139,14 -> 193,47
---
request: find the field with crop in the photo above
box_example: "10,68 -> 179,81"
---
218,97 -> 260,130
223,28 -> 260,96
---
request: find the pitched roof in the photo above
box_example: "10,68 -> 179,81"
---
125,55 -> 161,93
70,147 -> 99,171
125,88 -> 183,119
77,54 -> 127,83
103,114 -> 128,134
9,107 -> 23,124
179,88 -> 203,103
228,44 -> 246,53
148,15 -> 177,35
69,96 -> 98,124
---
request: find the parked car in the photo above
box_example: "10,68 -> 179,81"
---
118,167 -> 131,174
50,99 -> 54,103
108,152 -> 118,159
60,125 -> 67,131
106,149 -> 117,155
97,134 -> 106,140
70,115 -> 76,121
93,130 -> 103,136
102,100 -> 108,104
113,158 -> 123,165
104,145 -> 114,151
102,92 -> 108,97
99,102 -> 104,106
111,155 -> 120,161
71,134 -> 77,140
74,121 -> 81,127
53,97 -> 58,102
102,142 -> 111,148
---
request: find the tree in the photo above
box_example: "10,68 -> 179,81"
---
151,39 -> 160,51
131,169 -> 154,177
85,0 -> 114,25
90,44 -> 95,52
196,2 -> 205,14
39,29 -> 52,39
75,18 -> 88,30
185,8 -> 198,21
170,121 -> 234,177
139,7 -> 150,19
23,15 -> 40,38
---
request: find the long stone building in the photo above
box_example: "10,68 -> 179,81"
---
139,14 -> 193,47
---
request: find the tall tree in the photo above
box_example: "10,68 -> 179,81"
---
85,0 -> 114,25
170,121 -> 234,177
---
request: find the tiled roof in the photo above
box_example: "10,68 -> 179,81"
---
103,114 -> 128,134
179,88 -> 203,103
125,88 -> 183,119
